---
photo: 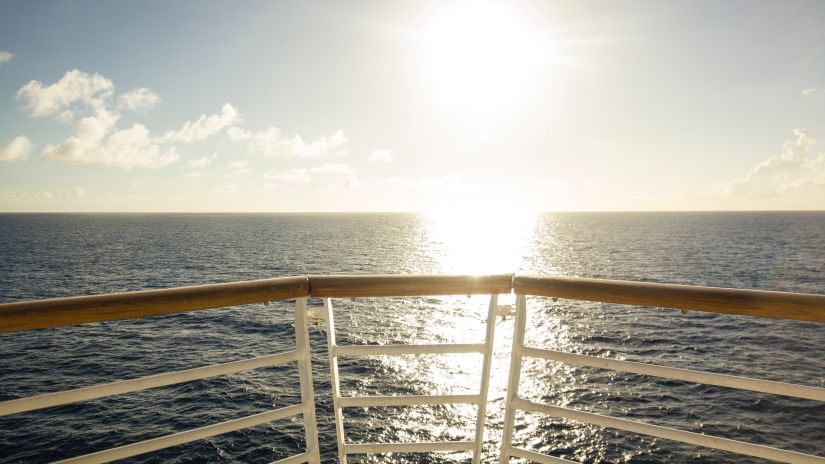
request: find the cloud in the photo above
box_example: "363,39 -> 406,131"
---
42,113 -> 179,169
262,163 -> 354,184
214,183 -> 238,193
802,88 -> 817,95
0,51 -> 12,65
16,69 -> 114,118
184,172 -> 203,178
368,149 -> 394,163
230,126 -> 348,158
728,129 -> 825,198
188,153 -> 218,168
13,69 -> 246,170
310,163 -> 355,174
591,140 -> 619,149
159,103 -> 239,143
227,160 -> 251,176
118,88 -> 161,112
0,136 -> 35,161
376,175 -> 461,189
264,168 -> 311,183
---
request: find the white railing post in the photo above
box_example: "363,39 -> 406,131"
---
323,297 -> 348,464
473,294 -> 499,464
294,297 -> 321,464
499,294 -> 527,464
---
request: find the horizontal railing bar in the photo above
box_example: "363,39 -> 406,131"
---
510,447 -> 580,463
54,404 -> 306,464
0,351 -> 299,417
0,276 -> 309,333
3,275 -> 825,333
333,343 -> 485,357
515,398 -> 825,464
339,394 -> 480,408
308,274 -> 513,297
514,275 -> 825,323
343,441 -> 476,454
521,347 -> 825,402
270,452 -> 309,464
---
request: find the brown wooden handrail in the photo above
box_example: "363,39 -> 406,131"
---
514,275 -> 825,323
0,276 -> 309,333
308,274 -> 514,297
2,274 -> 825,333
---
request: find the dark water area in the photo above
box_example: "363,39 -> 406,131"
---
0,212 -> 824,463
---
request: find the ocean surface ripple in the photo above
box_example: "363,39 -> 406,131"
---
1,212 -> 824,463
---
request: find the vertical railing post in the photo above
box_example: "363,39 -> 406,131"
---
294,297 -> 321,464
499,294 -> 527,463
473,294 -> 499,464
323,297 -> 348,464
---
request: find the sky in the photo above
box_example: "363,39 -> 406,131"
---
0,0 -> 824,212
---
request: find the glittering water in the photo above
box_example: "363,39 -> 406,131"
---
1,212 -> 824,463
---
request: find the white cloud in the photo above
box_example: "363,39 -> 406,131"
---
227,160 -> 251,176
215,183 -> 238,193
188,153 -> 218,168
118,88 -> 161,112
184,172 -> 203,178
264,168 -> 311,183
227,126 -> 251,142
12,69 -> 248,170
310,163 -> 355,174
802,88 -> 817,95
42,114 -> 179,169
376,175 -> 460,189
591,140 -> 619,149
160,103 -> 239,143
368,149 -> 394,163
0,51 -> 13,65
0,136 -> 35,161
16,69 -> 114,118
728,129 -> 825,198
231,126 -> 348,158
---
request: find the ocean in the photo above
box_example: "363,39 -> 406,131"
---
0,212 -> 824,463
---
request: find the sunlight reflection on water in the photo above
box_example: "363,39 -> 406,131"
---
334,212 -> 594,463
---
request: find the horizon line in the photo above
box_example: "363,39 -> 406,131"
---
2,209 -> 825,214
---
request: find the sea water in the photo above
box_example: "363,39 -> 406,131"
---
1,212 -> 824,463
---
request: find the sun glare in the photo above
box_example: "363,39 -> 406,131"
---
416,3 -> 543,114
425,192 -> 537,274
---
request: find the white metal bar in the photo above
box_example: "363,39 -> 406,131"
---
270,452 -> 309,464
344,441 -> 476,454
521,347 -> 825,402
500,294 -> 527,464
0,351 -> 299,417
323,297 -> 348,464
333,343 -> 485,356
294,298 -> 321,464
54,404 -> 305,464
473,294 -> 499,464
510,447 -> 581,463
516,399 -> 825,464
339,394 -> 480,408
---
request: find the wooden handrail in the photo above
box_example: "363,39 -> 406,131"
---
308,274 -> 514,297
514,275 -> 825,323
2,274 -> 825,333
0,276 -> 310,333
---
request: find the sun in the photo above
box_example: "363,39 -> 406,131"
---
415,2 -> 543,114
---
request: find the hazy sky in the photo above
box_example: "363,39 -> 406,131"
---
1,0 -> 824,212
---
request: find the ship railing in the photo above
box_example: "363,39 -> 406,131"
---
0,277 -> 322,464
1,274 -> 825,463
309,275 -> 511,464
501,276 -> 825,464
